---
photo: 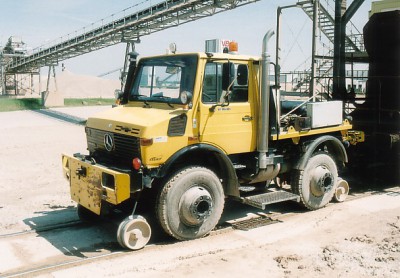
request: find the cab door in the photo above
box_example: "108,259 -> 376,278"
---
198,60 -> 256,154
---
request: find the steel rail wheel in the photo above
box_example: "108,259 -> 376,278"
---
117,215 -> 151,250
156,166 -> 225,241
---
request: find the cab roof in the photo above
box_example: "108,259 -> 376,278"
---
139,52 -> 261,62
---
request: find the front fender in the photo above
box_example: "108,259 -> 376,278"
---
156,144 -> 240,197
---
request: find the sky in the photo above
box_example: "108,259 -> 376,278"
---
0,0 -> 373,79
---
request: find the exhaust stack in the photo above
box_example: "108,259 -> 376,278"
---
258,29 -> 275,169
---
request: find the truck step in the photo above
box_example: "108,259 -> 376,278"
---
241,190 -> 300,210
239,185 -> 256,192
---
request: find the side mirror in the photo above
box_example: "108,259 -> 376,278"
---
237,64 -> 248,86
114,89 -> 124,100
120,51 -> 139,105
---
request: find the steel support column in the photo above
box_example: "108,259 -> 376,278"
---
275,3 -> 301,129
275,4 -> 300,87
342,0 -> 365,24
310,0 -> 319,100
332,0 -> 365,100
332,0 -> 345,100
0,64 -> 5,95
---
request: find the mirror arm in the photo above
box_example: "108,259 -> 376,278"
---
226,75 -> 238,93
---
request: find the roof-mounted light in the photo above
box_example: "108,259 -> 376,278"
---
229,41 -> 238,54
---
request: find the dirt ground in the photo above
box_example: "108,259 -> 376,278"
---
0,107 -> 399,277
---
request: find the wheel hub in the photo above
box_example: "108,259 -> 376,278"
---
179,186 -> 213,226
310,165 -> 334,197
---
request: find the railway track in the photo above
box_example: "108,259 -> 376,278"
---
0,220 -> 83,239
4,252 -> 125,278
1,186 -> 399,277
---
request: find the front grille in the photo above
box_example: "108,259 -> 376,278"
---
86,128 -> 141,166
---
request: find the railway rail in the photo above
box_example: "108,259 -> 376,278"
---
0,220 -> 83,239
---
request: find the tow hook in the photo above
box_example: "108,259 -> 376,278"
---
76,166 -> 87,177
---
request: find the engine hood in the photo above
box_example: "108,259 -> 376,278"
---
86,105 -> 187,137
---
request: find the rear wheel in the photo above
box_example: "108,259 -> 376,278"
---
156,167 -> 224,240
292,153 -> 338,210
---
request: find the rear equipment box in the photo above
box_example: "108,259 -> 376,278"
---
306,101 -> 343,128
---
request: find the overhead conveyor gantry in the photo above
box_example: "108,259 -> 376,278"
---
5,0 -> 259,74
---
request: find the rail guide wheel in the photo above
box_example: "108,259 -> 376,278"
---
117,215 -> 151,250
334,178 -> 349,202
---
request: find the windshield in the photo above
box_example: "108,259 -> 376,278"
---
129,55 -> 198,104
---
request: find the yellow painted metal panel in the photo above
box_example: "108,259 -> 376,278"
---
198,59 -> 257,154
62,154 -> 131,214
271,121 -> 353,142
199,103 -> 255,154
370,0 -> 400,17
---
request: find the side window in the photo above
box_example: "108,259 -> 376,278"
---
202,62 -> 248,103
202,63 -> 222,103
231,64 -> 248,103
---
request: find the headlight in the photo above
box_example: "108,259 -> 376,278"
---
180,91 -> 192,105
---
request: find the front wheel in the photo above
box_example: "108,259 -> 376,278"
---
292,153 -> 338,210
156,167 -> 225,241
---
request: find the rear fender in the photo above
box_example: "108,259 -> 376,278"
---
294,135 -> 348,170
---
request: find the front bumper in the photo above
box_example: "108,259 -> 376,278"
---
62,153 -> 131,215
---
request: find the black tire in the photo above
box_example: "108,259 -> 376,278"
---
292,153 -> 338,210
156,166 -> 225,240
77,204 -> 101,222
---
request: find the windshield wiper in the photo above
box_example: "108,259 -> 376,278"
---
152,95 -> 170,99
152,94 -> 174,108
132,94 -> 148,99
131,94 -> 150,106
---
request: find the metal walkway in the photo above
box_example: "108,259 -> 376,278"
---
299,0 -> 364,52
5,0 -> 259,74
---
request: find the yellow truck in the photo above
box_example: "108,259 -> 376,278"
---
62,31 -> 362,250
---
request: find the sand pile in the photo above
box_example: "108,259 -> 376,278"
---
43,70 -> 120,99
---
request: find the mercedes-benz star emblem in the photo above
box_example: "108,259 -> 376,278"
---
104,133 -> 114,152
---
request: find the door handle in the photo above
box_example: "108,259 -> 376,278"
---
242,115 -> 253,122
